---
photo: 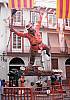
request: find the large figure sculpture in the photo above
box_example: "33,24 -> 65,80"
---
10,11 -> 50,66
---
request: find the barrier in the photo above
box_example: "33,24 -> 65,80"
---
33,84 -> 67,100
33,90 -> 65,100
1,84 -> 70,100
2,87 -> 33,100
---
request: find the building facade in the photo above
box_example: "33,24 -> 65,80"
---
0,2 -> 70,84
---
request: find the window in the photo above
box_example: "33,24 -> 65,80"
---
13,10 -> 22,26
31,11 -> 39,25
24,38 -> 30,53
12,32 -> 22,52
51,58 -> 58,69
48,14 -> 57,28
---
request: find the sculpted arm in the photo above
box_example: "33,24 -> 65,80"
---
10,28 -> 28,38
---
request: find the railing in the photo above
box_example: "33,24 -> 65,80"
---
7,46 -> 69,54
1,84 -> 70,100
33,84 -> 70,100
34,91 -> 65,100
2,87 -> 33,100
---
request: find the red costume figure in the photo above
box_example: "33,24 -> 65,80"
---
11,12 -> 50,65
19,76 -> 24,87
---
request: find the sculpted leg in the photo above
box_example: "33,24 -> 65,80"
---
30,50 -> 37,65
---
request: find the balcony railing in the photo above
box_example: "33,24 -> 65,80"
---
6,45 -> 69,54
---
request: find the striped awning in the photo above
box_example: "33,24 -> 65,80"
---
8,0 -> 35,9
56,0 -> 70,19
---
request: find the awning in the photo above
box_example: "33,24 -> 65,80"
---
8,0 -> 35,9
48,34 -> 60,53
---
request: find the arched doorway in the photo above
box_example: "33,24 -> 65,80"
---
9,57 -> 25,86
9,57 -> 25,71
65,58 -> 70,80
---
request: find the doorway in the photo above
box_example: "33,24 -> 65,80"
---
65,58 -> 70,81
9,57 -> 25,86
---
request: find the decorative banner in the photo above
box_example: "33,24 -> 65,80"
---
56,0 -> 70,19
8,0 -> 35,9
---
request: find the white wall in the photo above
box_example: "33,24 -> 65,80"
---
0,5 -> 10,80
24,76 -> 38,87
0,6 -> 10,54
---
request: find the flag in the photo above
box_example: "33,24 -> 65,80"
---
8,0 -> 35,9
56,0 -> 70,19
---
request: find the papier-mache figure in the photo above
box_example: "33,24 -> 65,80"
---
10,11 -> 50,66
